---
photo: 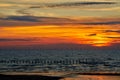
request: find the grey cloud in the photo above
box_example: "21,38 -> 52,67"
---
0,15 -> 76,23
2,16 -> 120,24
0,16 -> 120,26
1,16 -> 40,22
0,38 -> 37,41
104,30 -> 120,33
81,21 -> 120,25
0,16 -> 77,26
29,2 -> 116,8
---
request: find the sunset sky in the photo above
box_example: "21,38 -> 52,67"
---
0,0 -> 120,49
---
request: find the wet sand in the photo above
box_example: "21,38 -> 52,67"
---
0,72 -> 120,80
60,75 -> 120,80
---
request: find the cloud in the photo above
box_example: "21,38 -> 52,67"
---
81,21 -> 120,25
29,2 -> 116,8
106,36 -> 120,38
0,38 -> 36,42
87,33 -> 97,36
0,15 -> 74,22
17,9 -> 31,15
0,16 -> 78,26
84,7 -> 120,11
0,16 -> 120,27
0,0 -> 119,17
104,30 -> 120,33
1,16 -> 40,22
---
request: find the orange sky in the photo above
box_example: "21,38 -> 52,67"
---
0,0 -> 119,49
0,24 -> 119,48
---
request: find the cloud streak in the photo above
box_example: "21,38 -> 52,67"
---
29,2 -> 116,8
81,21 -> 120,25
87,33 -> 97,36
104,30 -> 120,33
0,0 -> 119,19
1,16 -> 40,22
106,36 -> 120,38
0,16 -> 120,27
0,38 -> 36,42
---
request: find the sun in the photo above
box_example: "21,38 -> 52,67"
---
91,37 -> 112,47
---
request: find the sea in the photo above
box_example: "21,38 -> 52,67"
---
0,49 -> 120,74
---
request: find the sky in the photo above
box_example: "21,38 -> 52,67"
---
0,0 -> 120,49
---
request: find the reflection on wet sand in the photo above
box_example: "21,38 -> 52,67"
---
61,75 -> 120,80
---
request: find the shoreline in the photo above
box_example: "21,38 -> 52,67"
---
1,72 -> 120,76
0,72 -> 120,80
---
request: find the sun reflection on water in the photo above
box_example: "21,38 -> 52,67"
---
60,75 -> 120,80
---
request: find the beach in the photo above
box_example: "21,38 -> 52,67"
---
0,74 -> 63,80
0,72 -> 120,80
0,74 -> 120,80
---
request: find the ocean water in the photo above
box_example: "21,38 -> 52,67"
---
0,49 -> 120,73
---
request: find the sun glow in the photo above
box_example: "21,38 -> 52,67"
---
89,36 -> 112,47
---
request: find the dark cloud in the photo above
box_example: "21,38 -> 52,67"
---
0,16 -> 78,26
1,16 -> 40,22
81,21 -> 120,25
0,38 -> 37,41
0,16 -> 120,26
106,36 -> 120,38
30,2 -> 116,8
0,16 -> 75,22
87,33 -> 97,36
104,30 -> 120,33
